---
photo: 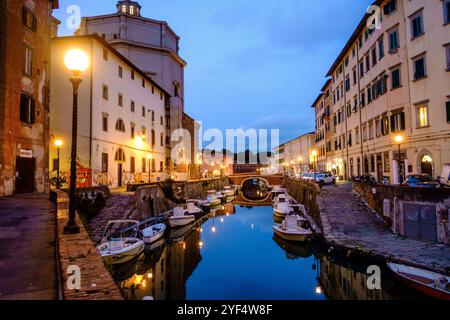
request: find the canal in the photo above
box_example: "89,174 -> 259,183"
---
110,202 -> 424,300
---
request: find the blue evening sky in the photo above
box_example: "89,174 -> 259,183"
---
54,0 -> 373,147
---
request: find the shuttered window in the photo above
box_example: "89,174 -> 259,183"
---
446,101 -> 450,123
20,94 -> 35,124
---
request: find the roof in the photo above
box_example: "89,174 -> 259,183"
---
310,93 -> 324,109
279,132 -> 316,147
320,78 -> 332,92
52,1 -> 59,9
52,34 -> 171,97
326,0 -> 382,77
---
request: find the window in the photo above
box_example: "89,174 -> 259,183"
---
378,37 -> 385,59
130,157 -> 135,173
384,152 -> 390,172
131,70 -> 135,80
118,93 -> 123,107
417,105 -> 429,127
160,134 -> 164,146
141,127 -> 146,136
391,67 -> 401,89
102,115 -> 108,132
142,79 -> 145,88
102,153 -> 108,173
142,106 -> 146,117
447,101 -> 450,123
413,54 -> 427,80
362,125 -> 367,142
367,87 -> 372,103
103,47 -> 108,61
446,45 -> 450,70
23,46 -> 33,76
359,61 -> 364,78
375,119 -> 381,137
160,161 -> 164,173
388,28 -> 399,51
152,158 -> 156,172
122,5 -> 127,13
116,119 -> 125,132
368,121 -> 374,140
131,101 -> 135,113
22,6 -> 37,32
142,158 -> 146,173
352,68 -> 357,85
345,77 -> 350,92
355,127 -> 360,144
160,116 -> 164,126
151,130 -> 156,146
390,112 -> 406,132
381,115 -> 389,136
118,66 -> 123,78
152,111 -> 155,121
410,10 -> 424,38
353,97 -> 358,112
20,94 -> 35,124
361,92 -> 366,108
131,125 -> 135,139
102,85 -> 109,100
130,5 -> 134,15
383,0 -> 397,16
371,48 -> 377,66
366,55 -> 371,71
445,0 -> 450,24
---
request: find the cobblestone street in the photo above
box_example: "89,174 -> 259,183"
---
0,194 -> 57,300
318,183 -> 450,274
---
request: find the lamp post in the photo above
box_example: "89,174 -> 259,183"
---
54,139 -> 63,189
63,49 -> 89,235
394,135 -> 405,184
148,154 -> 153,184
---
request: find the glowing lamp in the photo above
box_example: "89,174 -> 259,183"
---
64,49 -> 89,74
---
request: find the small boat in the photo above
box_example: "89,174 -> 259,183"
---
204,191 -> 222,208
271,186 -> 287,199
186,200 -> 203,215
168,206 -> 195,228
97,220 -> 145,265
273,194 -> 293,219
222,186 -> 236,197
142,223 -> 167,244
387,263 -> 450,300
273,215 -> 312,242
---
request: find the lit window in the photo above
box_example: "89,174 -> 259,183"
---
122,5 -> 127,13
130,6 -> 134,15
417,106 -> 429,127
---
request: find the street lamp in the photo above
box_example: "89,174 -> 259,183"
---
63,49 -> 89,235
394,135 -> 405,184
54,139 -> 63,189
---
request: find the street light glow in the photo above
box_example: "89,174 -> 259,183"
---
54,139 -> 63,147
394,135 -> 404,144
64,49 -> 89,73
311,150 -> 318,157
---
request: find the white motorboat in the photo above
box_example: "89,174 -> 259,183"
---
204,191 -> 222,208
97,220 -> 145,265
273,194 -> 293,219
222,186 -> 235,197
142,223 -> 167,244
186,200 -> 203,216
168,206 -> 195,228
273,215 -> 312,242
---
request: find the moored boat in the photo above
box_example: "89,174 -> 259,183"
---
273,194 -> 293,219
97,220 -> 145,265
272,215 -> 312,242
186,200 -> 204,216
222,186 -> 236,197
168,206 -> 195,228
387,263 -> 450,300
142,223 -> 167,244
203,191 -> 222,208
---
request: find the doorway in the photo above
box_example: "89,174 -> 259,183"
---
15,157 -> 35,194
376,155 -> 383,182
118,163 -> 123,187
420,155 -> 433,176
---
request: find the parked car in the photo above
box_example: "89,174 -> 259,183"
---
353,175 -> 378,184
403,174 -> 440,188
315,172 -> 336,185
301,173 -> 315,181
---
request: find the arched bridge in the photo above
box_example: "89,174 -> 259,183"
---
228,173 -> 284,187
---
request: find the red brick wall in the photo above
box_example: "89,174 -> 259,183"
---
0,0 -> 54,195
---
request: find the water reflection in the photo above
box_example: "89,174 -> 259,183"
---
112,204 -> 421,300
241,178 -> 270,201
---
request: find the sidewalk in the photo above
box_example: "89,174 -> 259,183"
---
317,183 -> 450,275
0,194 -> 57,300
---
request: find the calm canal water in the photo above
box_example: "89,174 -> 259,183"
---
111,204 -> 423,300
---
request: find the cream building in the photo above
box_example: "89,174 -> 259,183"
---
50,35 -> 169,188
312,0 -> 450,184
273,133 -> 316,175
76,0 -> 193,171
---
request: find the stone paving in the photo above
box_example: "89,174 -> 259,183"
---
0,194 -> 57,300
318,183 -> 450,275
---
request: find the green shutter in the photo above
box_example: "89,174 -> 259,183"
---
446,101 -> 450,123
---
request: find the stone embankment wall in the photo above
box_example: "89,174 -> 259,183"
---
282,178 -> 323,229
52,190 -> 123,300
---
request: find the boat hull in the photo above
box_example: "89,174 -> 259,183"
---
100,241 -> 145,265
168,215 -> 195,228
142,224 -> 167,244
388,263 -> 450,300
272,225 -> 311,242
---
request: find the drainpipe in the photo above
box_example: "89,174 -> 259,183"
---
89,40 -> 93,168
356,41 -> 364,177
342,62 -> 350,181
